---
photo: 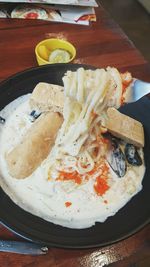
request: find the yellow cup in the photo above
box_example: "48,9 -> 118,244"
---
35,38 -> 76,65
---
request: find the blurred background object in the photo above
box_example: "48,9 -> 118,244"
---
138,0 -> 150,14
99,0 -> 150,62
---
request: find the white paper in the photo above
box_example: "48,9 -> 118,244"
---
0,3 -> 96,25
0,0 -> 98,7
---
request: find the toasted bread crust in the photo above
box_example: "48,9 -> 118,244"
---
6,112 -> 63,179
29,82 -> 64,114
105,107 -> 144,148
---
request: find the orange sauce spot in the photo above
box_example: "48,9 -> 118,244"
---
94,177 -> 109,196
57,162 -> 110,197
65,202 -> 72,207
120,71 -> 133,105
94,162 -> 109,196
57,171 -> 82,184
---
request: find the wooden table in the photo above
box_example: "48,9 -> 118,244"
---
0,5 -> 150,267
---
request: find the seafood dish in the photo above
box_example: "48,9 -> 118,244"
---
0,67 -> 145,229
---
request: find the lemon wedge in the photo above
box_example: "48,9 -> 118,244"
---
38,45 -> 49,61
49,49 -> 71,63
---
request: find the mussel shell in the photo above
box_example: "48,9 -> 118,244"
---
125,144 -> 142,166
108,139 -> 127,177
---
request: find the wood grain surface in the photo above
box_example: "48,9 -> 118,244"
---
0,5 -> 150,267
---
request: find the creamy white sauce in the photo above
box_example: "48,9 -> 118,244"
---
0,95 -> 145,229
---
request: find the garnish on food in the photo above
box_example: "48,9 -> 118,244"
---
65,201 -> 72,207
49,49 -> 71,64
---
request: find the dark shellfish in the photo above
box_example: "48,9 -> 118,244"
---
125,144 -> 142,166
107,138 -> 127,177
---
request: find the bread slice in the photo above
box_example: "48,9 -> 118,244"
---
29,82 -> 64,114
6,112 -> 63,179
105,107 -> 144,148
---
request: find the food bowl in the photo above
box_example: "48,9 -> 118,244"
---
35,38 -> 76,65
0,64 -> 150,248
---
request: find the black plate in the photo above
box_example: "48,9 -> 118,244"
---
0,64 -> 150,248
